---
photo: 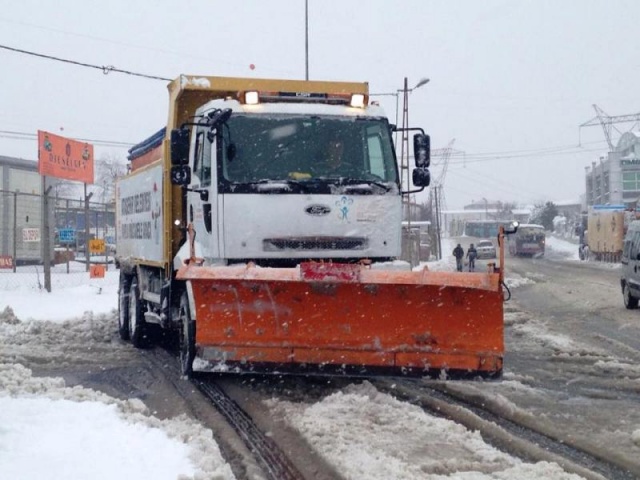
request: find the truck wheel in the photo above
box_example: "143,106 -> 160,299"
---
128,278 -> 147,347
623,283 -> 639,309
117,274 -> 131,341
179,292 -> 196,377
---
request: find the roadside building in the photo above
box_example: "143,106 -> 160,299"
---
585,131 -> 640,207
0,155 -> 44,265
443,201 -> 531,236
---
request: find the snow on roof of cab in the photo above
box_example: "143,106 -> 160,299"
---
198,98 -> 387,118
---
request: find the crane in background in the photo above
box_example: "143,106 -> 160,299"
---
580,104 -> 640,151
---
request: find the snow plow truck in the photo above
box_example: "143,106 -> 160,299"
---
115,75 -> 506,378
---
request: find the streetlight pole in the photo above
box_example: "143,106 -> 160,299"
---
304,0 -> 309,80
371,78 -> 430,265
370,78 -> 430,132
398,77 -> 430,197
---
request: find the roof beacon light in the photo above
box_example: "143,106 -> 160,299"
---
245,91 -> 260,105
350,93 -> 365,108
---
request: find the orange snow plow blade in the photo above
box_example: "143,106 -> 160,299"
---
177,262 -> 505,378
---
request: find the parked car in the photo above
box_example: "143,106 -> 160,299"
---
475,239 -> 497,259
621,220 -> 640,309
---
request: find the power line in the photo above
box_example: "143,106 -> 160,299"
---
0,16 -> 298,77
447,140 -> 607,161
0,130 -> 134,148
448,145 -> 605,164
0,43 -> 171,81
0,127 -> 606,162
449,164 -> 545,200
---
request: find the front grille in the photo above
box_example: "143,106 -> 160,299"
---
263,236 -> 367,251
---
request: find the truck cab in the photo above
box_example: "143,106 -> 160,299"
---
172,90 -> 427,268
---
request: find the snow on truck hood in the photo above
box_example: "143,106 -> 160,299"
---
197,98 -> 389,119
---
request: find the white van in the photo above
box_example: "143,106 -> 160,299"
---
620,220 -> 640,308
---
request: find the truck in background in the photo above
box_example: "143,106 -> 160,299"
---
586,205 -> 638,262
115,75 -> 506,378
507,223 -> 545,257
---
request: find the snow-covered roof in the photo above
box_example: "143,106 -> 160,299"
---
554,199 -> 581,206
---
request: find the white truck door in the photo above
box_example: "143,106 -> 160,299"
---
187,127 -> 219,261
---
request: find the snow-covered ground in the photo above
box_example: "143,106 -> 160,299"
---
0,254 -> 587,479
0,266 -> 235,480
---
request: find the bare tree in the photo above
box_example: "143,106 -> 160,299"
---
90,152 -> 127,203
49,177 -> 79,198
497,201 -> 517,221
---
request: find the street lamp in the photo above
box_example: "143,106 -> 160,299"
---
412,77 -> 430,90
370,78 -> 430,129
371,78 -> 430,266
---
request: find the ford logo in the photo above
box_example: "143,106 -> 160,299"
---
305,204 -> 331,216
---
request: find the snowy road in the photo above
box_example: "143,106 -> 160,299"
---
2,241 -> 640,479
441,245 -> 640,478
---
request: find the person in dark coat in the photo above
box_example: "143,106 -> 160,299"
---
467,243 -> 478,272
453,243 -> 464,272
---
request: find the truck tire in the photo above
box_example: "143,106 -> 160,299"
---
179,292 -> 196,377
128,278 -> 147,347
117,274 -> 131,341
623,283 -> 639,309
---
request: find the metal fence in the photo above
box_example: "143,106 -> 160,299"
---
0,189 -> 117,291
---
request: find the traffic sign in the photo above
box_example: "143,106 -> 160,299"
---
59,228 -> 75,244
89,264 -> 105,278
89,239 -> 105,254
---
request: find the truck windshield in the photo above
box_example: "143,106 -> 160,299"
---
218,114 -> 398,192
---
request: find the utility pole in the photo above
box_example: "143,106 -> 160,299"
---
304,0 -> 309,80
84,183 -> 93,272
399,78 -> 414,263
400,77 -> 409,195
434,185 -> 442,260
12,191 -> 17,273
41,176 -> 52,292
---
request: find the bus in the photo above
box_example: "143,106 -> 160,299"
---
463,220 -> 513,238
508,223 -> 545,257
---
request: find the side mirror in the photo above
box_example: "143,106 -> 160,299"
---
413,133 -> 430,168
170,129 -> 190,165
412,167 -> 430,187
636,252 -> 640,261
207,108 -> 233,128
170,165 -> 191,186
505,221 -> 520,235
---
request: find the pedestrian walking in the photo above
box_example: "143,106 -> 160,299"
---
453,243 -> 464,272
467,243 -> 478,272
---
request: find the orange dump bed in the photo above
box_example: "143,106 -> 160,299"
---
177,262 -> 504,378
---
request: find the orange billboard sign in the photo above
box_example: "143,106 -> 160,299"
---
38,130 -> 94,184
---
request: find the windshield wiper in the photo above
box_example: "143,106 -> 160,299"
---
235,177 -> 393,193
239,178 -> 307,193
316,176 -> 392,192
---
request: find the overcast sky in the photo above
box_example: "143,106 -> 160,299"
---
1,0 -> 638,209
